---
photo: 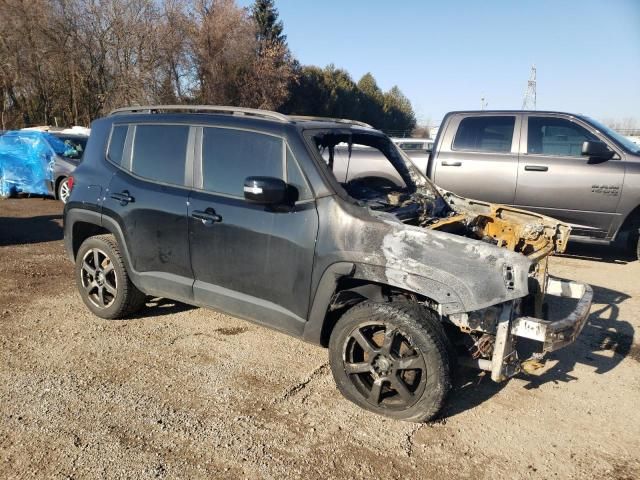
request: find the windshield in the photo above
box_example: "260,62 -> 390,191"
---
51,134 -> 88,160
583,116 -> 640,154
308,130 -> 449,223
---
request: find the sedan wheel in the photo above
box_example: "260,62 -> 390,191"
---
58,178 -> 71,203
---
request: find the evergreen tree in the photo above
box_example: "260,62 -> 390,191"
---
252,0 -> 286,46
357,73 -> 385,126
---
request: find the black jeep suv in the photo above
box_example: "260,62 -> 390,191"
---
64,105 -> 592,422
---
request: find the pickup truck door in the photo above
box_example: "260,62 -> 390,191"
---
431,114 -> 521,205
513,114 -> 624,237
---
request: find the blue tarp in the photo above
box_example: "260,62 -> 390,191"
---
0,131 -> 71,197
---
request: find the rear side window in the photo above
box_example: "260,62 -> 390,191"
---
202,128 -> 283,196
108,125 -> 128,165
131,125 -> 189,185
528,117 -> 598,157
453,116 -> 515,153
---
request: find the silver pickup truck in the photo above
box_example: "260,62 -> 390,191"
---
421,111 -> 640,259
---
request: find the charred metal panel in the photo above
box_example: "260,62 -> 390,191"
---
311,195 -> 534,315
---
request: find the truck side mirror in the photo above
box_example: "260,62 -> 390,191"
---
582,141 -> 614,161
243,176 -> 287,205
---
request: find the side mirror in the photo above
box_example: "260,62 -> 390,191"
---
582,141 -> 614,161
243,176 -> 287,205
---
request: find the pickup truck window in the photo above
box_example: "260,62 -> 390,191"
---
452,116 -> 515,153
202,127 -> 283,197
528,117 -> 598,157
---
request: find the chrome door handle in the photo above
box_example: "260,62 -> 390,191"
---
524,165 -> 548,172
441,161 -> 462,167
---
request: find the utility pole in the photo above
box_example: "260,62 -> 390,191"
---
522,65 -> 536,110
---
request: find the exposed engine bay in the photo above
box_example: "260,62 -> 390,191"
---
311,130 -> 570,262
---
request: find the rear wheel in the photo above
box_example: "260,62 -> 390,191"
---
329,301 -> 451,422
57,177 -> 71,204
75,234 -> 146,319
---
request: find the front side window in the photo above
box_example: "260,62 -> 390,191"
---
202,128 -> 283,196
453,116 -> 515,153
131,125 -> 189,185
286,148 -> 313,201
528,117 -> 598,157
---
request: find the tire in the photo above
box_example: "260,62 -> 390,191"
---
625,227 -> 640,261
75,234 -> 147,319
329,301 -> 451,422
57,177 -> 70,204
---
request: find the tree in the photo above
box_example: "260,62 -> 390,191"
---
382,86 -> 417,133
357,73 -> 384,126
251,0 -> 286,47
281,66 -> 417,133
0,0 -> 416,130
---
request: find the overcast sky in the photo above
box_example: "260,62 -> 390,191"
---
240,0 -> 640,125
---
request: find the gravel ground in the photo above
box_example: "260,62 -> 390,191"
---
1,198 -> 639,479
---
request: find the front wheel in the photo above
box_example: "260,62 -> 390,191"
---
329,301 -> 451,422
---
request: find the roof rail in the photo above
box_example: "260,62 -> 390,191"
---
289,115 -> 373,129
109,105 -> 374,128
109,105 -> 290,123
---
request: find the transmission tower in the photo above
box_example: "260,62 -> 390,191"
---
522,65 -> 536,110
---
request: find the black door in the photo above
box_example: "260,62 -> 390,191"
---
103,123 -> 194,300
189,127 -> 318,335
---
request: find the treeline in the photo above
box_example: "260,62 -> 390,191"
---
0,0 -> 416,132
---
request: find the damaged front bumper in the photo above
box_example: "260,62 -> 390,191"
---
484,277 -> 593,382
511,278 -> 593,353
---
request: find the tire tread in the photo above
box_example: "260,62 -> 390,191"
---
76,234 -> 146,319
329,300 -> 451,423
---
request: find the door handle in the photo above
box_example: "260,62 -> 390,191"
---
192,208 -> 222,225
441,161 -> 462,167
524,165 -> 548,172
110,190 -> 134,205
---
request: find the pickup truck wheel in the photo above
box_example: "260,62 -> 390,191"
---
75,235 -> 146,319
329,301 -> 451,422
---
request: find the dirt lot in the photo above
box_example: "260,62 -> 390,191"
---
1,198 -> 639,479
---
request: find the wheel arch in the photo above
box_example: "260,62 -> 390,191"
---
618,204 -> 640,234
613,204 -> 640,250
303,262 -> 465,347
64,209 -> 133,274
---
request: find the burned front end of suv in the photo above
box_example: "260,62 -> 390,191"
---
307,127 -> 592,382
